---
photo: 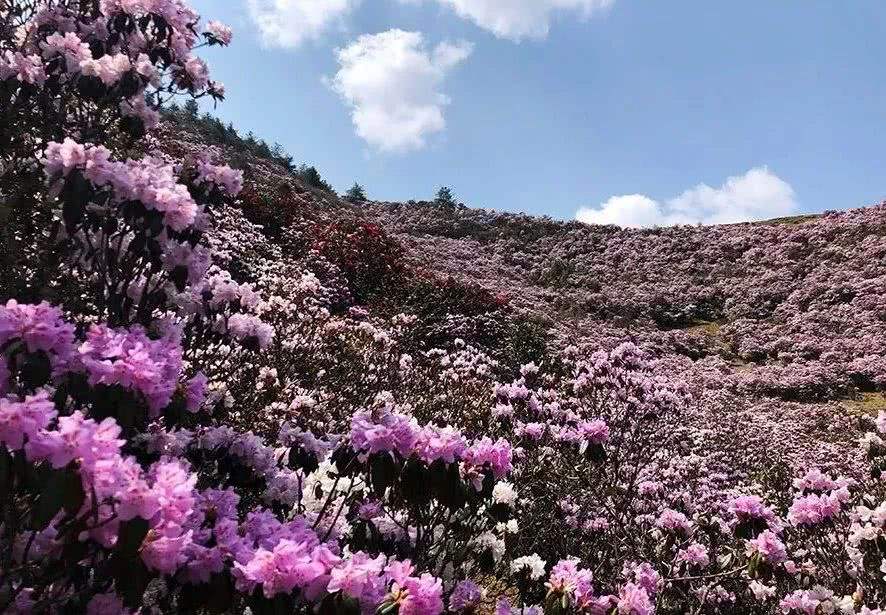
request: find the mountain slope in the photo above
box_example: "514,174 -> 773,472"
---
161,114 -> 886,472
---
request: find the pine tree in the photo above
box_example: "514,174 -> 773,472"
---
434,186 -> 456,207
183,99 -> 199,118
297,165 -> 334,193
345,182 -> 367,203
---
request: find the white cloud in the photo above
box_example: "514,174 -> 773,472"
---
247,0 -> 359,48
576,167 -> 799,228
404,0 -> 614,41
328,29 -> 473,153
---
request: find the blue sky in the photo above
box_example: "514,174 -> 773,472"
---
189,0 -> 886,226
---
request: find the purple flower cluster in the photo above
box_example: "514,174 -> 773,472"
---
746,530 -> 788,564
78,324 -> 183,415
349,407 -> 512,481
0,300 -> 75,373
42,140 -> 198,232
350,408 -> 420,457
8,0 -> 886,611
449,579 -> 484,612
462,437 -> 513,479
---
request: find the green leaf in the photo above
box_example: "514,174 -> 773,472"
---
61,466 -> 85,515
206,572 -> 235,614
31,467 -> 68,529
370,453 -> 399,496
0,448 -> 11,502
113,555 -> 151,608
115,517 -> 150,558
398,458 -> 429,504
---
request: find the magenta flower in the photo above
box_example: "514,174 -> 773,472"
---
195,158 -> 242,195
728,495 -> 770,521
0,391 -> 57,451
515,421 -> 546,441
624,562 -> 660,596
78,324 -> 183,416
41,141 -> 200,232
779,589 -> 825,614
0,51 -> 46,84
655,509 -> 692,536
547,559 -> 595,605
204,20 -> 234,46
578,419 -> 610,444
326,551 -> 387,610
616,583 -> 653,615
350,409 -> 420,457
449,579 -> 483,612
41,32 -> 92,72
676,543 -> 710,568
746,530 -> 787,564
234,539 -> 339,599
787,493 -> 841,526
462,437 -> 513,479
387,572 -> 444,615
141,529 -> 193,575
414,424 -> 467,464
0,300 -> 75,371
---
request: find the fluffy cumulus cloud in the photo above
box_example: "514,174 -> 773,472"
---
247,0 -> 359,48
403,0 -> 614,40
329,29 -> 473,153
576,167 -> 799,228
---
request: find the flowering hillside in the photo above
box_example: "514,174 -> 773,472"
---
1,2 -> 886,614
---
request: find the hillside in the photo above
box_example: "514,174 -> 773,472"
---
3,6 -> 886,608
157,114 -> 886,478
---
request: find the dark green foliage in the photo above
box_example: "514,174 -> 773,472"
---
295,164 -> 334,193
183,99 -> 199,118
434,186 -> 456,208
345,182 -> 367,203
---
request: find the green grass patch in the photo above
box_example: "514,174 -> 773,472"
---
842,392 -> 886,416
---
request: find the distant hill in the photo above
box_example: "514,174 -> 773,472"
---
161,114 -> 886,469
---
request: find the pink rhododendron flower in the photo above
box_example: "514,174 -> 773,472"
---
788,493 -> 841,526
463,437 -> 513,479
449,579 -> 483,612
415,424 -> 467,464
80,53 -> 132,85
0,300 -> 76,370
350,409 -> 420,457
677,543 -> 710,568
0,51 -> 47,84
78,324 -> 183,415
746,530 -> 787,564
204,20 -> 233,45
655,508 -> 692,535
616,583 -> 653,615
41,32 -> 92,72
0,391 -> 57,450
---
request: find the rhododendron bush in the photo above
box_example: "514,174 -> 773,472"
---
3,2 -> 886,614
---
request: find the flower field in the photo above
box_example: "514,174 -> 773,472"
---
1,2 -> 885,614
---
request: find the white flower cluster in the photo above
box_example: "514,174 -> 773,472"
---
511,553 -> 547,580
492,481 -> 518,507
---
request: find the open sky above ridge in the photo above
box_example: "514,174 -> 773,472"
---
189,0 -> 886,227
